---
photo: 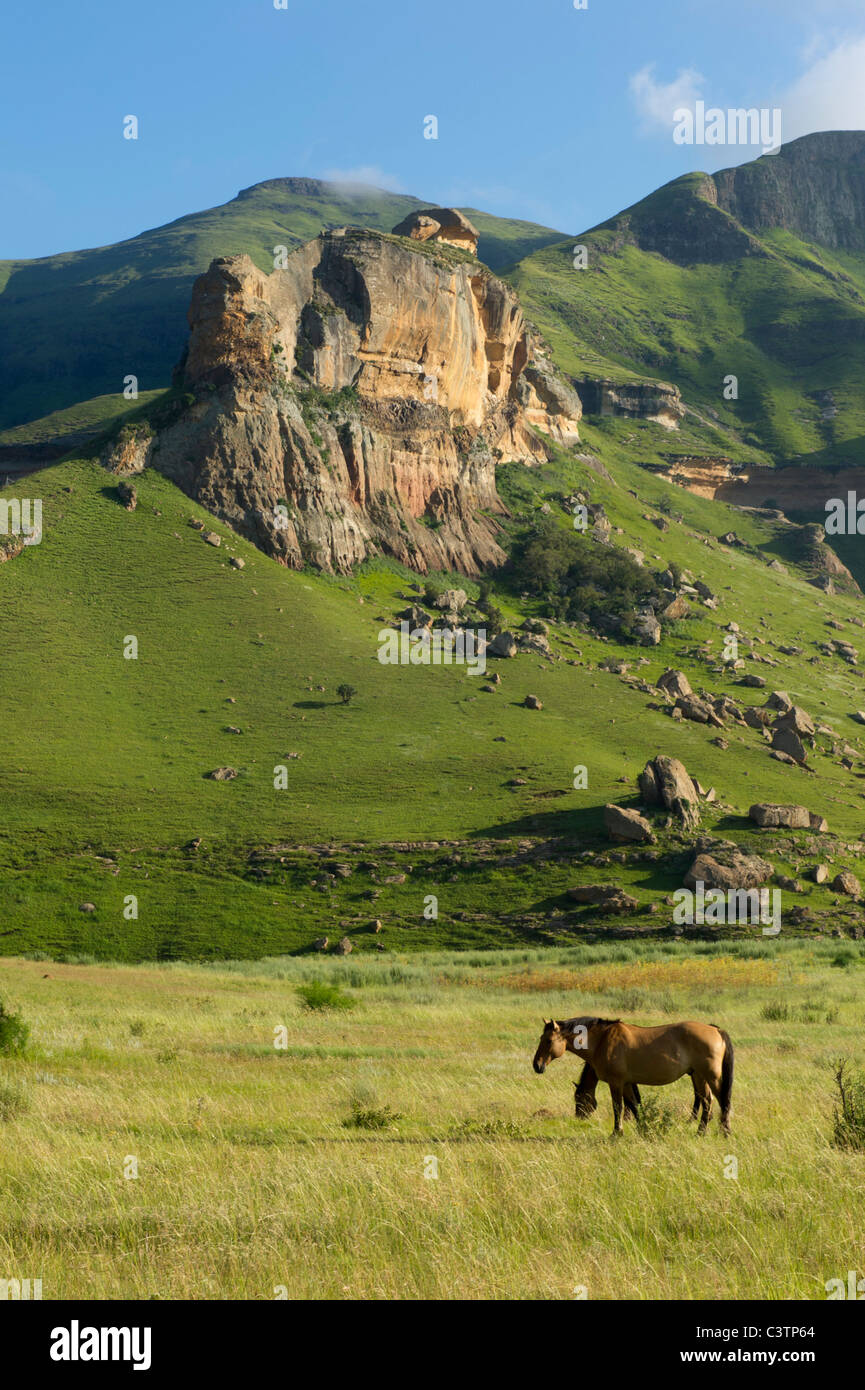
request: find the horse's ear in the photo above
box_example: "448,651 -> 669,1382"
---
542,1018 -> 551,1026
550,1021 -> 560,1033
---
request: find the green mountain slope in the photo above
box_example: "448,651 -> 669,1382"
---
4,426 -> 865,960
507,133 -> 865,467
0,179 -> 565,432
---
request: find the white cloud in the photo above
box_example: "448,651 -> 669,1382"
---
781,35 -> 865,139
321,165 -> 406,194
629,64 -> 705,134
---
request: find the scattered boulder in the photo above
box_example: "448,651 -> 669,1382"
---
202,531 -> 221,547
567,884 -> 639,914
810,814 -> 829,832
740,674 -> 766,689
685,848 -> 773,890
774,705 -> 815,738
766,691 -> 793,711
79,902 -> 96,913
229,556 -> 245,569
434,588 -> 468,612
748,804 -> 811,829
397,605 -> 432,628
633,613 -> 661,646
661,595 -> 690,621
117,481 -> 137,511
638,755 -> 700,829
603,804 -> 656,844
313,936 -> 329,952
334,936 -> 353,955
810,864 -> 829,884
771,726 -> 808,765
657,669 -> 693,699
487,631 -> 518,658
832,871 -> 861,898
523,694 -> 543,710
206,767 -> 238,780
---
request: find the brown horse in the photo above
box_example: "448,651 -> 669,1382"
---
533,1016 -> 734,1135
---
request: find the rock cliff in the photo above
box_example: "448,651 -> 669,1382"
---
140,227 -> 581,574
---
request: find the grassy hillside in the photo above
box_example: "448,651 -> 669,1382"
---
0,180 -> 565,431
0,938 -> 862,1298
4,421 -> 865,959
507,138 -> 865,468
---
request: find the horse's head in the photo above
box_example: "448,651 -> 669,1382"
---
573,1081 -> 598,1117
533,1019 -> 568,1073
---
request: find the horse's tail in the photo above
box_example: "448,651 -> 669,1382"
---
715,1026 -> 734,1121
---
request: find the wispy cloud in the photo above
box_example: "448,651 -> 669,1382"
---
321,164 -> 406,193
629,64 -> 705,135
782,35 -> 865,138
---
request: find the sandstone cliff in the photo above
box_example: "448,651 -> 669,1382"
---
137,228 -> 581,574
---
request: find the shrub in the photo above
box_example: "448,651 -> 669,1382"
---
760,1001 -> 789,1021
635,1093 -> 677,1139
336,683 -> 357,705
832,1060 -> 865,1151
343,1101 -> 402,1130
296,981 -> 354,1012
0,999 -> 29,1056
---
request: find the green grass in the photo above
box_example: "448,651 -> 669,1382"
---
4,445 -> 865,958
0,939 -> 862,1298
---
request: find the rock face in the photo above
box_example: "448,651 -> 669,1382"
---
567,884 -> 639,914
142,230 -> 581,576
638,755 -> 700,829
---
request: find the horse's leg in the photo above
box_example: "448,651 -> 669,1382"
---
694,1076 -> 712,1133
623,1082 -> 640,1121
609,1083 -> 625,1137
707,1073 -> 729,1134
688,1073 -> 701,1122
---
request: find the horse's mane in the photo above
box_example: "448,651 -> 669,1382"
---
559,1016 -> 620,1030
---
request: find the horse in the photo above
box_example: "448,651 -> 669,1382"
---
533,1016 -> 734,1135
573,1061 -> 642,1122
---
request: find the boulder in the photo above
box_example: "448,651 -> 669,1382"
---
832,871 -> 861,898
567,884 -> 639,914
603,804 -> 656,844
809,814 -> 829,832
676,695 -> 724,728
203,531 -> 221,547
487,631 -> 518,658
633,613 -> 661,646
774,705 -> 815,738
766,691 -> 792,711
523,694 -> 543,710
748,803 -> 811,829
206,767 -> 238,780
392,206 -> 479,254
398,605 -> 432,627
771,726 -> 808,765
117,481 -> 137,511
638,755 -> 700,829
313,936 -> 329,952
334,936 -> 353,955
744,706 -> 773,729
229,556 -> 245,569
657,668 -> 693,699
740,674 -> 766,688
685,849 -> 774,890
434,589 -> 468,612
809,864 -> 829,884
661,595 -> 690,621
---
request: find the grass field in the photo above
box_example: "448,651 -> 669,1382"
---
1,938 -> 863,1300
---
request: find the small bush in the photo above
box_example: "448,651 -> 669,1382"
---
0,1082 -> 29,1122
296,981 -> 354,1012
336,683 -> 357,705
0,1000 -> 29,1056
635,1093 -> 677,1139
343,1101 -> 402,1131
832,1060 -> 865,1151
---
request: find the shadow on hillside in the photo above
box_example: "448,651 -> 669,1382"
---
470,806 -> 603,840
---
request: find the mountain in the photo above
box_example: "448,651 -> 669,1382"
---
108,226 -> 581,575
508,132 -> 865,470
0,179 -> 566,433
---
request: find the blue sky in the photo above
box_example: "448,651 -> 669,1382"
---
3,0 -> 865,258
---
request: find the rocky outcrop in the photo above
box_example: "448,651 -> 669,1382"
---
748,803 -> 812,829
572,376 -> 684,428
138,229 -> 581,575
685,847 -> 774,890
391,207 -> 479,255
